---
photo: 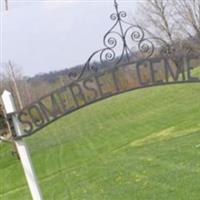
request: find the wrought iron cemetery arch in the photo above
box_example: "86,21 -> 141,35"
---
6,0 -> 200,138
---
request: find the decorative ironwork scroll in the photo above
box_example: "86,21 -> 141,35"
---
68,0 -> 171,81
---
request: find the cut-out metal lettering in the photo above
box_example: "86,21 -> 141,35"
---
16,54 -> 200,138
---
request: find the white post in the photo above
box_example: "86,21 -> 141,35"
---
1,90 -> 44,200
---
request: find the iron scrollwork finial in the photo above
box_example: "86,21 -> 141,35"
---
114,0 -> 118,9
68,0 -> 170,81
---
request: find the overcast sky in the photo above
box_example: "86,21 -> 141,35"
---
0,0 -> 139,76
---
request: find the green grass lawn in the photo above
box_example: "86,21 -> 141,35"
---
1,82 -> 200,200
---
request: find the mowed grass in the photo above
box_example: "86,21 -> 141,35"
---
1,82 -> 200,200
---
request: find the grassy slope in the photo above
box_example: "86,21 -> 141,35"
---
1,82 -> 200,199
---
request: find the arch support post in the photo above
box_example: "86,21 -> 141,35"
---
1,90 -> 44,200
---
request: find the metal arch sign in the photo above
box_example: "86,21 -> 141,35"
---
13,0 -> 200,138
16,54 -> 200,137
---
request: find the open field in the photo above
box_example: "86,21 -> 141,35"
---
1,81 -> 200,199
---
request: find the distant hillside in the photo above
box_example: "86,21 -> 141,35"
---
27,64 -> 84,84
